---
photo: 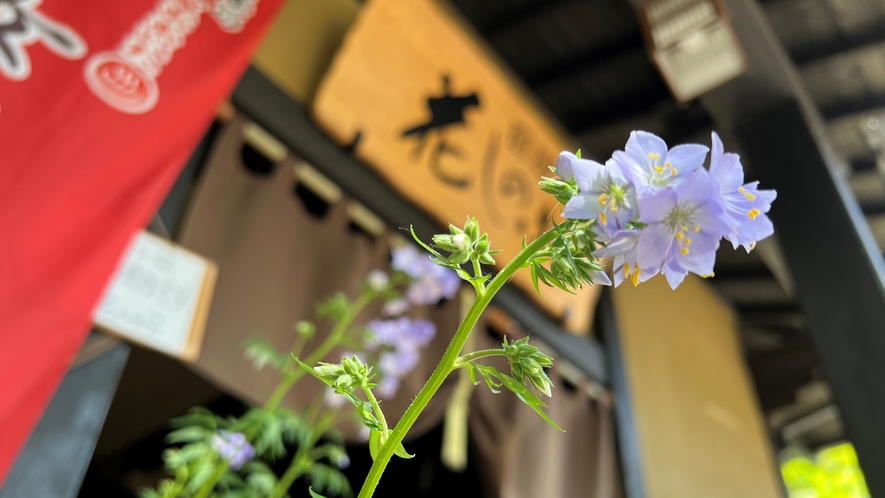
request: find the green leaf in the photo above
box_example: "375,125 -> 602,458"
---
242,336 -> 287,371
409,226 -> 443,259
530,263 -> 543,297
170,407 -> 220,430
138,488 -> 161,498
184,457 -> 217,493
163,442 -> 210,469
310,488 -> 328,498
308,464 -> 352,497
393,441 -> 415,460
316,293 -> 350,319
497,373 -> 565,432
254,410 -> 286,458
368,429 -> 382,461
244,461 -> 278,495
166,426 -> 213,444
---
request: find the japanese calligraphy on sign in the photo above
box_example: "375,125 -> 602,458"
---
313,0 -> 601,332
0,0 -> 86,81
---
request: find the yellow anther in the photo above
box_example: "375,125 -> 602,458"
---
598,193 -> 609,207
701,274 -> 709,279
738,187 -> 746,193
748,208 -> 760,220
631,265 -> 641,287
610,198 -> 619,211
599,211 -> 607,225
681,247 -> 690,256
682,225 -> 689,232
654,165 -> 665,173
701,272 -> 715,278
684,238 -> 692,246
676,232 -> 684,240
665,162 -> 672,168
648,152 -> 660,160
744,192 -> 756,201
624,265 -> 630,278
693,225 -> 700,232
711,272 -> 715,277
670,167 -> 677,176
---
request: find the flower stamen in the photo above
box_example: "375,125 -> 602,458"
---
748,208 -> 760,220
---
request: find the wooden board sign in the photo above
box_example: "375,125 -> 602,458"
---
312,0 -> 600,331
92,231 -> 217,361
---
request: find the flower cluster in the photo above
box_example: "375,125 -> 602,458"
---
365,317 -> 436,399
383,244 -> 460,315
210,430 -> 255,470
554,131 -> 776,289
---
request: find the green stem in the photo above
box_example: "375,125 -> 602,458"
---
364,387 -> 388,433
453,348 -> 507,367
270,408 -> 338,498
272,452 -> 308,498
265,292 -> 375,412
192,461 -> 229,498
355,227 -> 560,498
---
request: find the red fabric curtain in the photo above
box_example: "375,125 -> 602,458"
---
0,0 -> 283,483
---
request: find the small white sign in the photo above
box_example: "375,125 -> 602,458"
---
93,231 -> 217,361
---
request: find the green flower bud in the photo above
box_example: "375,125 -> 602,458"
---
475,239 -> 490,255
295,321 -> 316,339
464,218 -> 480,242
314,364 -> 343,379
448,251 -> 470,265
452,233 -> 470,252
432,234 -> 456,251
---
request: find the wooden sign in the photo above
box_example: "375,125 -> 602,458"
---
92,231 -> 217,361
312,0 -> 599,331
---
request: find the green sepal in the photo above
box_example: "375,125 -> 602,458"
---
368,429 -> 382,461
394,441 -> 415,460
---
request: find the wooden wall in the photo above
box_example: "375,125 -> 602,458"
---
613,275 -> 783,498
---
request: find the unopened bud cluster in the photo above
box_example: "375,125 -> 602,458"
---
432,217 -> 498,266
307,355 -> 383,431
503,337 -> 555,398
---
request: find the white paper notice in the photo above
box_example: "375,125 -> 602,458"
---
93,231 -> 216,361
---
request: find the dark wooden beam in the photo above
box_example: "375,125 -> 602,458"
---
0,344 -> 129,498
598,290 -> 645,498
739,99 -> 885,490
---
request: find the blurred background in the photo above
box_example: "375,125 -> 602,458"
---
3,0 -> 885,497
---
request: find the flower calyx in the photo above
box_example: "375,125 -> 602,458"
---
503,336 -> 555,398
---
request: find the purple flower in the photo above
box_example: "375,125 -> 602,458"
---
555,151 -> 604,186
391,245 -> 426,279
563,159 -> 637,240
364,318 -> 436,399
636,169 -> 731,289
391,244 -> 460,306
376,376 -> 401,399
382,298 -> 410,317
211,431 -> 255,470
614,131 -> 709,193
593,230 -> 654,288
405,263 -> 460,305
708,132 -> 777,252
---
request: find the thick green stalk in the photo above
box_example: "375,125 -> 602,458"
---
265,292 -> 375,411
355,227 -> 560,498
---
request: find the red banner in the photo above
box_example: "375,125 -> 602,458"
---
0,0 -> 282,482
